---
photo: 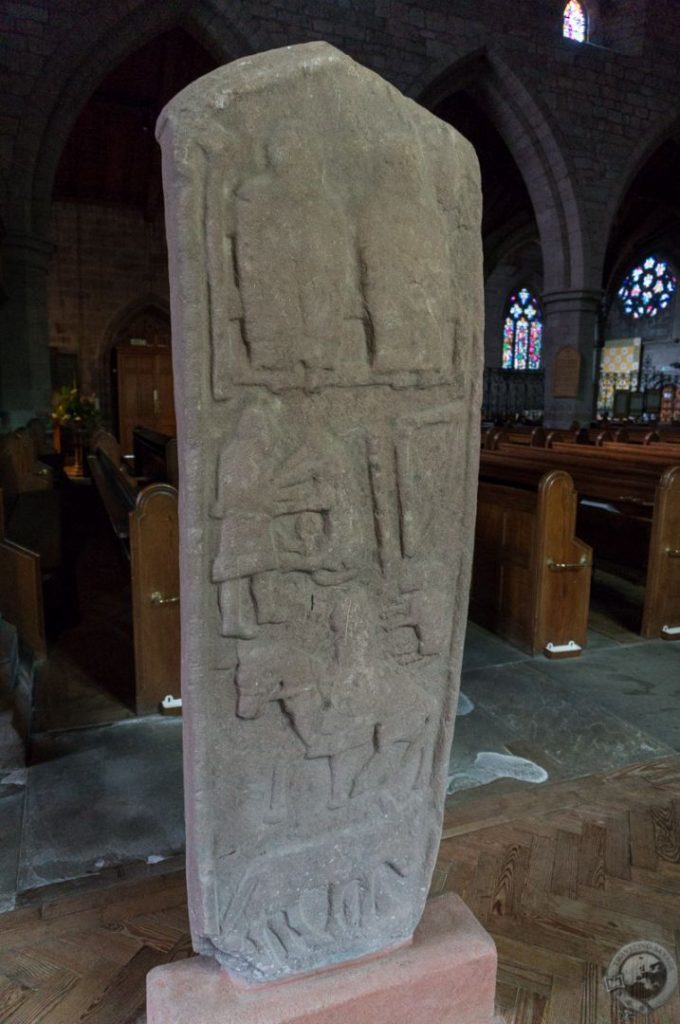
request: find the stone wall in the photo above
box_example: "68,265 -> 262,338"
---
1,0 -> 679,424
47,201 -> 169,397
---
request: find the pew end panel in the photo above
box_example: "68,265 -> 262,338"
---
0,535 -> 46,660
642,465 -> 680,640
471,470 -> 590,657
534,470 -> 591,658
471,483 -> 537,652
129,483 -> 180,715
91,429 -> 123,468
0,486 -> 48,660
482,443 -> 680,642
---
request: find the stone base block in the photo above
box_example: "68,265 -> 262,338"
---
146,893 -> 497,1024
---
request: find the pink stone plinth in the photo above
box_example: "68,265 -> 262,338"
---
146,893 -> 497,1024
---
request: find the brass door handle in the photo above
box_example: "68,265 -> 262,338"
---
547,560 -> 590,572
666,549 -> 680,558
150,591 -> 179,606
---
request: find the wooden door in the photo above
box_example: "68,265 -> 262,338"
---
117,345 -> 176,453
153,348 -> 176,439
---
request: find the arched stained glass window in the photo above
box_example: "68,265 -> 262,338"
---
618,256 -> 677,319
563,0 -> 587,42
502,288 -> 543,370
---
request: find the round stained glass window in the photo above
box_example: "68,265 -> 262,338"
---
618,257 -> 677,319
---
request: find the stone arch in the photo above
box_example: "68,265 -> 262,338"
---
6,0 -> 270,237
483,229 -> 543,371
602,111 -> 680,291
601,116 -> 680,351
97,294 -> 171,431
409,47 -> 589,293
100,294 -> 171,360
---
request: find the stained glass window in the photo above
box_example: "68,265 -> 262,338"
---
502,288 -> 543,370
618,257 -> 677,319
563,0 -> 587,42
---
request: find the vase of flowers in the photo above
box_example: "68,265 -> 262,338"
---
51,387 -> 100,472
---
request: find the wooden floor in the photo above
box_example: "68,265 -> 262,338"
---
1,756 -> 679,1023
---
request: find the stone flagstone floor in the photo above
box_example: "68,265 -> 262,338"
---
1,572 -> 679,913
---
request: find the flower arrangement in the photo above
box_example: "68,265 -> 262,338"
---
51,386 -> 99,429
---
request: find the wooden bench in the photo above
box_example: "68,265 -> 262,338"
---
87,446 -> 138,557
604,423 -> 680,444
132,427 -> 178,487
472,469 -> 591,657
545,427 -> 610,446
88,445 -> 180,713
483,425 -> 547,449
597,439 -> 680,460
0,489 -> 45,658
481,446 -> 680,639
130,483 -> 180,715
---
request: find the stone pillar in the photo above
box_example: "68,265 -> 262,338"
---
0,233 -> 53,429
541,288 -> 603,428
149,41 -> 496,1023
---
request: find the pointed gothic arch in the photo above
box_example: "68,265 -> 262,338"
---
410,47 -> 589,294
98,294 -> 172,434
5,0 -> 269,237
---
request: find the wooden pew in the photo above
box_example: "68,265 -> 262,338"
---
472,470 -> 591,657
88,444 -> 180,712
0,489 -> 46,658
87,447 -> 138,557
645,467 -> 680,640
480,446 -> 680,639
0,430 -> 60,562
484,426 -> 546,449
490,443 -> 670,497
548,428 -> 610,446
609,423 -> 680,444
90,429 -> 125,468
129,484 -> 180,715
591,428 -> 661,446
132,426 -> 177,485
598,440 -> 680,460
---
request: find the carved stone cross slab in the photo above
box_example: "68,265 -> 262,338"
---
157,41 -> 483,984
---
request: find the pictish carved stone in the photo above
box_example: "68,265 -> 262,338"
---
157,41 -> 483,984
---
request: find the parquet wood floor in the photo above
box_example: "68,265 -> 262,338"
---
1,755 -> 679,1023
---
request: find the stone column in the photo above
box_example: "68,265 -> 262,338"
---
541,288 -> 603,428
0,233 -> 53,429
148,42 -> 496,1024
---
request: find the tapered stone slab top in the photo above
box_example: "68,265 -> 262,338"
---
157,42 -> 483,983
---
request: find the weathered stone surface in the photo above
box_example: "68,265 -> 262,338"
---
146,893 -> 498,1024
157,41 -> 483,983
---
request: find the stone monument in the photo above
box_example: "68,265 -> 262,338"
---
148,41 -> 495,1024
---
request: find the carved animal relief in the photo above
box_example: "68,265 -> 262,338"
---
158,42 -> 483,982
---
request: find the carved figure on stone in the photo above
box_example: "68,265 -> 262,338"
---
198,124 -> 249,397
358,138 -> 454,373
235,123 -> 365,375
234,592 -> 437,815
210,404 -> 368,638
218,819 -> 417,976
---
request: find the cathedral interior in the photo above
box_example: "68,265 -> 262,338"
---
0,2 -> 679,1021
